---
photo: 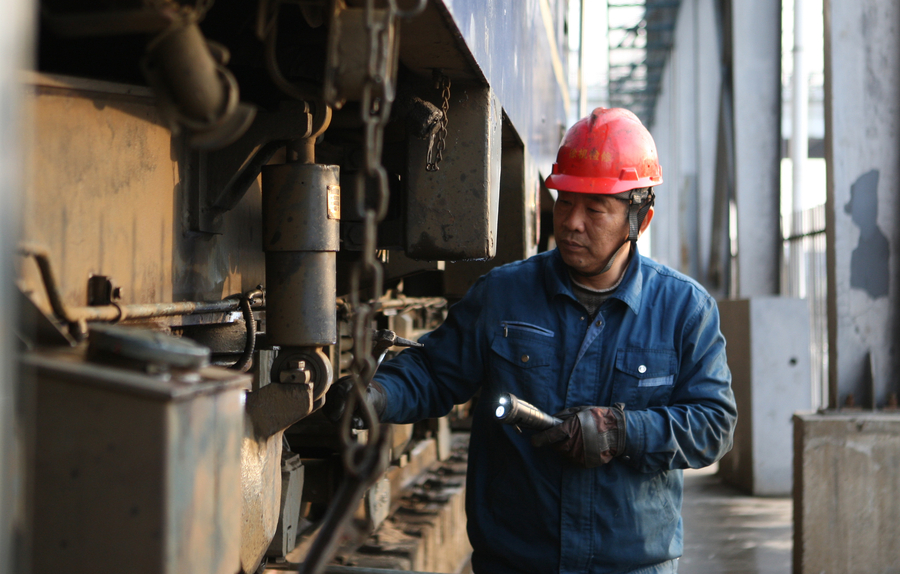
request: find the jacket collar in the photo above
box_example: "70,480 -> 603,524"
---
544,246 -> 644,314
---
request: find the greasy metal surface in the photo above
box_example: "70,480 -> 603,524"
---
404,83 -> 502,261
20,349 -> 249,401
263,161 -> 339,348
143,19 -> 256,149
21,244 -> 257,327
265,252 -> 337,346
262,163 -> 340,252
321,436 -> 472,574
25,349 -> 247,574
147,23 -> 225,127
245,382 -> 314,439
324,6 -> 397,107
270,347 -> 333,401
398,0 -> 568,176
88,323 -> 210,370
444,119 -> 540,298
179,319 -> 250,354
322,568 -> 449,574
187,102 -> 313,233
266,454 -> 304,559
241,426 -> 285,574
364,476 -> 391,530
21,73 -> 265,315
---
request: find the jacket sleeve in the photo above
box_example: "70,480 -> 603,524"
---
620,294 -> 737,473
373,276 -> 491,424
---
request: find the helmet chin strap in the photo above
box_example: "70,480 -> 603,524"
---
570,238 -> 631,278
569,187 -> 655,279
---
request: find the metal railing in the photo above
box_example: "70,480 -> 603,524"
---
781,204 -> 828,410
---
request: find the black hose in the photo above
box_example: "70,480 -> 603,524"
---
231,288 -> 264,372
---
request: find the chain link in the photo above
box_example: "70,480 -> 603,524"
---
342,0 -> 401,479
426,72 -> 451,172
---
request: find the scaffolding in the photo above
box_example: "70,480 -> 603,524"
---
607,0 -> 681,128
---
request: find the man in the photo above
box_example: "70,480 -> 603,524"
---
339,108 -> 736,573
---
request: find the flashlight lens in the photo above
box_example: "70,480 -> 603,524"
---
495,405 -> 506,418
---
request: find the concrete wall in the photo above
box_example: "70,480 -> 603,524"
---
718,298 -> 812,496
823,0 -> 900,409
793,413 -> 900,573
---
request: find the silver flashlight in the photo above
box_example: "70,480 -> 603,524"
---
494,393 -> 562,430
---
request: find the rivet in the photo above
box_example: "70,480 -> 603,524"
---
638,365 -> 647,374
521,354 -> 530,363
595,321 -> 602,327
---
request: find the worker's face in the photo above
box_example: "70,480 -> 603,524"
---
553,191 -> 634,277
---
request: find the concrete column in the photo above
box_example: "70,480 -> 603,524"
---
794,4 -> 900,572
649,0 -> 721,284
0,0 -> 34,571
794,414 -> 900,573
717,298 -> 812,496
731,0 -> 782,296
824,0 -> 900,409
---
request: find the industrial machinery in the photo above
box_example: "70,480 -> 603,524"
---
14,1 -> 569,572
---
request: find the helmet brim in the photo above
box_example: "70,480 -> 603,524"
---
544,172 -> 662,195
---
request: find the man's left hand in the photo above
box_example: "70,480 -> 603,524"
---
531,404 -> 627,468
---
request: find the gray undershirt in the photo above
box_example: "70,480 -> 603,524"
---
568,250 -> 632,317
570,273 -> 624,318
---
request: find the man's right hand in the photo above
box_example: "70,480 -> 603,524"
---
323,376 -> 387,429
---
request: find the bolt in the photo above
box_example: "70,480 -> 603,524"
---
280,369 -> 311,385
288,360 -> 306,371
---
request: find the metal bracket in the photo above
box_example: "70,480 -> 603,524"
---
245,381 -> 315,439
184,101 -> 314,234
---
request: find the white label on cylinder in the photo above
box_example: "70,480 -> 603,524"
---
327,185 -> 341,220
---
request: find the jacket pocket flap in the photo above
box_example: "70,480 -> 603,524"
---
615,348 -> 677,379
490,334 -> 555,369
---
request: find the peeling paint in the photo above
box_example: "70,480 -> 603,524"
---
845,170 -> 889,298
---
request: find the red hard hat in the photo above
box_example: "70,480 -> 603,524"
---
544,107 -> 663,194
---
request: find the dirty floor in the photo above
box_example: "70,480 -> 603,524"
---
680,464 -> 793,574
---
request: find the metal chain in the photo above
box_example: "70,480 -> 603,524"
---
426,72 -> 451,172
340,0 -> 396,480
298,2 -> 425,571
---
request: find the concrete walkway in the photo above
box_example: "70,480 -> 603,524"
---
680,465 -> 793,574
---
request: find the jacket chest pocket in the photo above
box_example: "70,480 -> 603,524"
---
611,348 -> 677,409
489,328 -> 557,410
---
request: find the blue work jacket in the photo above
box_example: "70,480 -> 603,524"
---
375,247 -> 737,574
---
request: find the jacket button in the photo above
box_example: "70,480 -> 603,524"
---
638,365 -> 647,373
521,354 -> 530,363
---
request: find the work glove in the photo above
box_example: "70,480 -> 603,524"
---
323,375 -> 387,430
531,403 -> 627,468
